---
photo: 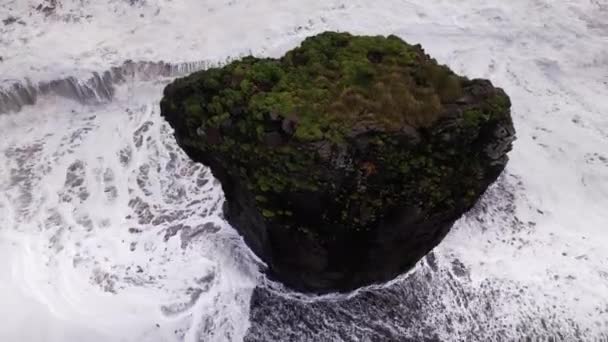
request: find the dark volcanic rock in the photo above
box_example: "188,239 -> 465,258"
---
160,32 -> 515,293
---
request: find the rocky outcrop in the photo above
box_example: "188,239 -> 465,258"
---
161,32 -> 515,293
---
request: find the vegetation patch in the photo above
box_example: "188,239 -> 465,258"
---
161,31 -> 512,234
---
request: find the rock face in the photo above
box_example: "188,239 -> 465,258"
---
160,32 -> 515,293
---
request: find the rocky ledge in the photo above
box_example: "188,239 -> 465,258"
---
160,32 -> 515,293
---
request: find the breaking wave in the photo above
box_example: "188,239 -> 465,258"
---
0,59 -> 224,114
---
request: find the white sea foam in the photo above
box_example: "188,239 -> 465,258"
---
1,0 -> 607,341
0,81 -> 260,342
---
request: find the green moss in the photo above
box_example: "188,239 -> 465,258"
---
463,109 -> 490,128
294,117 -> 324,141
262,209 -> 276,218
161,31 -> 512,233
168,32 -> 466,144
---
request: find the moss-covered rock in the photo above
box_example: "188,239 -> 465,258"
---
161,32 -> 515,293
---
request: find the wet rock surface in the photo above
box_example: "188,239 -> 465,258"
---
161,32 -> 516,293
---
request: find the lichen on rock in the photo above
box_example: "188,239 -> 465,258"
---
161,31 -> 515,293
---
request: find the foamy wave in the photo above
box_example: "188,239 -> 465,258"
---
0,79 -> 260,342
0,60 -> 221,114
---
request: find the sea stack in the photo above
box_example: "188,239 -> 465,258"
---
160,32 -> 515,293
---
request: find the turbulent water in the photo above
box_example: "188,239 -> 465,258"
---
1,0 -> 607,341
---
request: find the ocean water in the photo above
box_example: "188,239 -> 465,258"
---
1,1 -> 607,341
